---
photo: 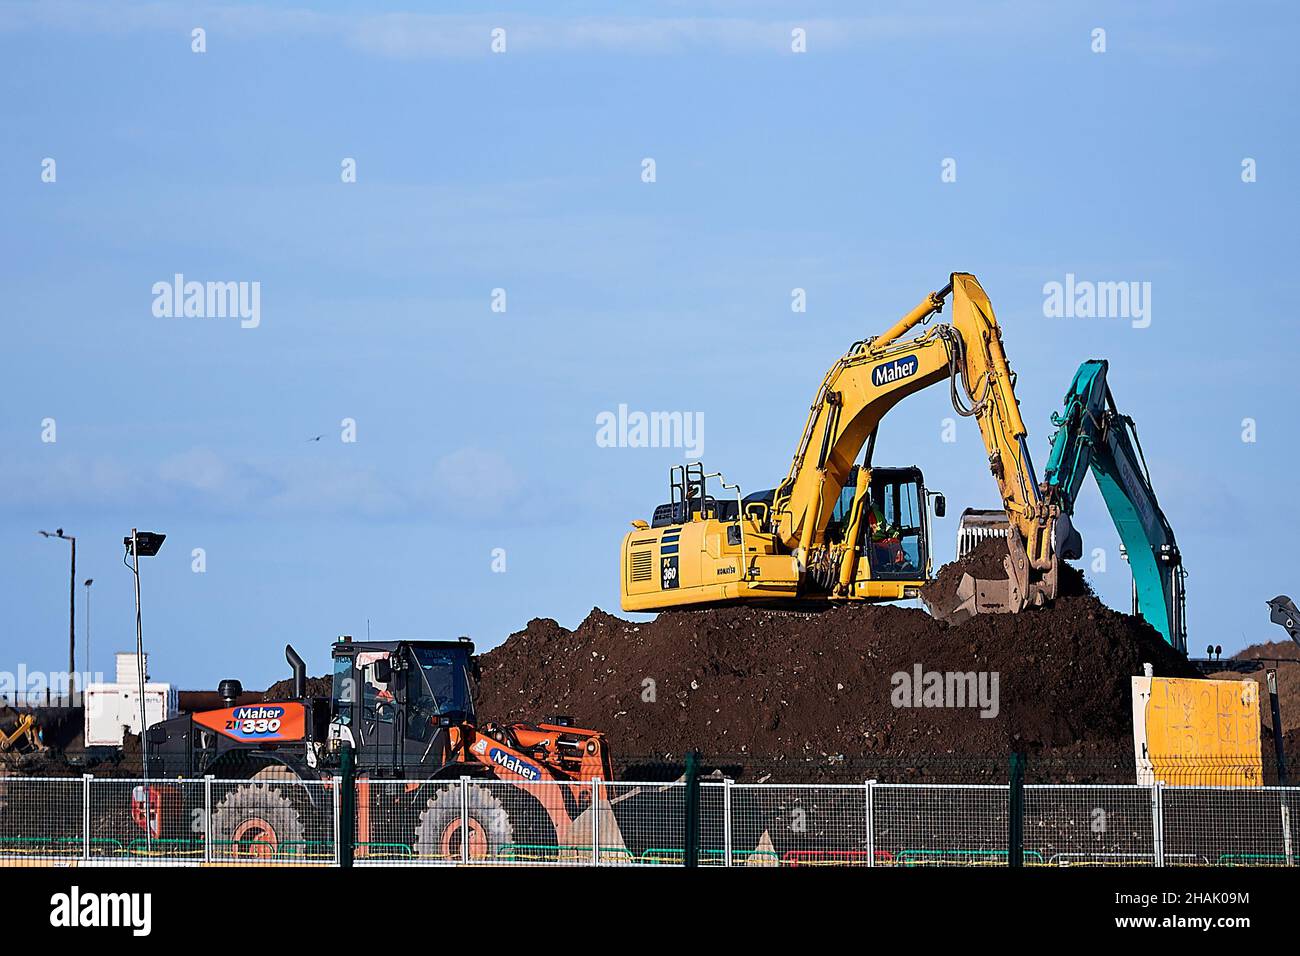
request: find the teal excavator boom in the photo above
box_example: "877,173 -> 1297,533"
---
1042,359 -> 1186,653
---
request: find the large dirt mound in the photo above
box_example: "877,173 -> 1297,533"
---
262,676 -> 332,701
477,560 -> 1195,772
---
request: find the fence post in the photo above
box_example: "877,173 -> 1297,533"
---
723,778 -> 734,867
338,743 -> 355,868
1008,752 -> 1025,868
683,750 -> 701,868
81,774 -> 92,862
865,779 -> 876,868
330,775 -> 343,867
1151,782 -> 1165,867
203,775 -> 213,864
591,778 -> 602,866
1268,670 -> 1288,785
459,776 -> 470,864
1282,802 -> 1294,867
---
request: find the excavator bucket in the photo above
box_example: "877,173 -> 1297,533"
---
950,569 -> 1022,622
923,510 -> 1056,624
954,509 -> 1015,559
1268,595 -> 1300,645
926,549 -> 1029,624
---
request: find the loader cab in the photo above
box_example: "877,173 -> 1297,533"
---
330,638 -> 478,775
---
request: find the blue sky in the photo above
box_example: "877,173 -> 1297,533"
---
2,0 -> 1297,689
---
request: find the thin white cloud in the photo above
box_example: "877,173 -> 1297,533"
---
0,444 -> 527,521
430,447 -> 521,511
1,1 -> 988,57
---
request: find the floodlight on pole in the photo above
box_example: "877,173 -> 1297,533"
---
123,529 -> 165,779
83,579 -> 94,681
38,528 -> 76,704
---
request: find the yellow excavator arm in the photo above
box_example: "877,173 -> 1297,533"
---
620,272 -> 1068,619
773,273 -> 1064,615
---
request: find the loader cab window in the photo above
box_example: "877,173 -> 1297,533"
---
332,656 -> 354,726
409,647 -> 476,723
364,669 -> 396,724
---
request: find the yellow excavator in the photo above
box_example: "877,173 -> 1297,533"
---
0,712 -> 44,760
620,272 -> 1079,623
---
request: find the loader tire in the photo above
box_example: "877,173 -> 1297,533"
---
414,784 -> 513,861
211,783 -> 305,860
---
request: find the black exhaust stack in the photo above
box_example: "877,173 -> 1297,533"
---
286,644 -> 306,699
217,679 -> 242,707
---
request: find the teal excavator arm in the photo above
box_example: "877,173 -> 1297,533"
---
1043,360 -> 1187,652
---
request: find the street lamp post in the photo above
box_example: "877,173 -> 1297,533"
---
124,529 -> 165,779
83,579 -> 94,682
38,528 -> 76,705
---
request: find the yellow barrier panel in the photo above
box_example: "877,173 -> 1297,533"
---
1132,676 -> 1262,786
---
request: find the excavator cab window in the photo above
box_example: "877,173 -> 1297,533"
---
824,466 -> 860,544
865,468 -> 927,579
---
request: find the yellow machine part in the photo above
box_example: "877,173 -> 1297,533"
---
620,518 -> 922,612
0,712 -> 46,758
1131,676 -> 1262,786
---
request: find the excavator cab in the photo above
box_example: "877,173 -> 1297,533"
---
825,466 -> 936,578
856,466 -> 934,578
870,468 -> 927,577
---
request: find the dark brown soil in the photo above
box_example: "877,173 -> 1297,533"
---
476,552 -> 1195,778
262,676 -> 332,701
